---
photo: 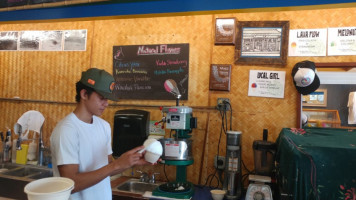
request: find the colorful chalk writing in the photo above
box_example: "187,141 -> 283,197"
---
113,44 -> 189,100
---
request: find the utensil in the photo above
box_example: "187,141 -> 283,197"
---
137,147 -> 146,154
139,138 -> 162,154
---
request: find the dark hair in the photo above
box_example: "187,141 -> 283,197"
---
75,81 -> 95,102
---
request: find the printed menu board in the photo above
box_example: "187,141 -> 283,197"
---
113,44 -> 189,100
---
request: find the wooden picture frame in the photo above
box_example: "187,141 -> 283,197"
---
234,21 -> 289,66
302,89 -> 327,107
209,64 -> 231,91
215,18 -> 236,45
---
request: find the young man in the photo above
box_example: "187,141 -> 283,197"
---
50,68 -> 150,200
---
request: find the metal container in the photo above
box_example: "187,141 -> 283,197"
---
159,138 -> 192,161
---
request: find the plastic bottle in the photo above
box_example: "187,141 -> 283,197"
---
27,140 -> 37,161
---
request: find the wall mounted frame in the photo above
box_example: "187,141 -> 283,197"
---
302,89 -> 327,107
214,18 -> 236,45
234,21 -> 289,66
209,64 -> 231,91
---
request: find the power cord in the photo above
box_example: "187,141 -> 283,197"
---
163,164 -> 170,182
222,100 -> 233,131
203,168 -> 221,189
203,101 -> 234,188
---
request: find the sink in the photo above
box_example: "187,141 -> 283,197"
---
1,166 -> 52,178
114,178 -> 161,194
0,162 -> 53,199
0,163 -> 20,172
29,169 -> 53,179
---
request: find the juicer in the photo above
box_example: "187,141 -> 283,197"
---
152,79 -> 197,199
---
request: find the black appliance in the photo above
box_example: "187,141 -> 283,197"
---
112,109 -> 150,158
253,129 -> 276,176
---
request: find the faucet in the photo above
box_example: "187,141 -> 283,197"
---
136,170 -> 160,183
137,170 -> 149,182
16,126 -> 47,166
149,172 -> 160,184
37,130 -> 46,166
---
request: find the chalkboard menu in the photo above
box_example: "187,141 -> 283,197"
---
113,44 -> 189,100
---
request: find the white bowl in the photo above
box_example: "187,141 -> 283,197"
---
24,177 -> 74,200
143,138 -> 163,155
210,189 -> 226,200
144,151 -> 161,163
143,138 -> 157,147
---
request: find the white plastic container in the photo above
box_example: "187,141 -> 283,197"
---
24,177 -> 74,200
141,138 -> 162,163
144,151 -> 161,163
210,189 -> 226,200
27,140 -> 37,161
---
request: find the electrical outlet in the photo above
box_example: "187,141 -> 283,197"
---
214,155 -> 225,170
216,98 -> 230,111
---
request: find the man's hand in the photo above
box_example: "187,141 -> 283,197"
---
112,146 -> 151,173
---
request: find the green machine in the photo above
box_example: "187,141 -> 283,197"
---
152,79 -> 197,199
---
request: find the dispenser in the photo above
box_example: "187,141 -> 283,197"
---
112,109 -> 150,158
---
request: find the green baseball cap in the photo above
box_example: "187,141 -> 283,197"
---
80,68 -> 117,101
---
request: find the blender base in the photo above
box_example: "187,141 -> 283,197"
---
152,182 -> 194,199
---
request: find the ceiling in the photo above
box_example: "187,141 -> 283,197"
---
1,0 -> 356,22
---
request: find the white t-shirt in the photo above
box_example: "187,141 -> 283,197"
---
348,92 -> 356,124
50,112 -> 113,200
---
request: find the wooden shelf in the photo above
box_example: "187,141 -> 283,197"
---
315,62 -> 356,71
303,108 -> 341,128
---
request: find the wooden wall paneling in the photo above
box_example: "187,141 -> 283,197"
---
0,7 -> 356,188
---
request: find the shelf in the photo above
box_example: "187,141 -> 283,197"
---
303,109 -> 341,128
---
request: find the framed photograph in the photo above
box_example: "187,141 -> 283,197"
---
209,64 -> 231,91
302,89 -> 327,107
234,21 -> 290,66
215,18 -> 236,45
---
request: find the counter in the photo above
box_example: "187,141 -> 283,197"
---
111,176 -> 214,200
275,127 -> 356,200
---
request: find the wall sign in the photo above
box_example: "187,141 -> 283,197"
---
328,27 -> 356,56
248,70 -> 286,98
0,30 -> 87,51
113,44 -> 189,100
209,64 -> 231,91
288,29 -> 327,57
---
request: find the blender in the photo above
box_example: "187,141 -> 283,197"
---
246,129 -> 276,200
223,131 -> 242,200
152,79 -> 197,199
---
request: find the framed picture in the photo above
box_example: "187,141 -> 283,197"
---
302,89 -> 327,107
234,21 -> 290,66
209,64 -> 231,91
215,18 -> 236,45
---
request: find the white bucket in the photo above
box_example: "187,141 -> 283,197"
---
24,177 -> 74,200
